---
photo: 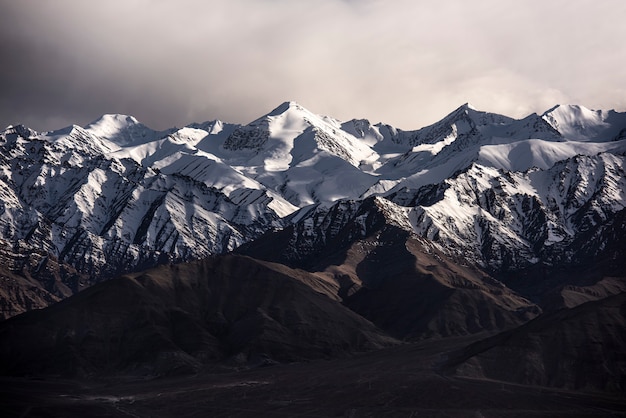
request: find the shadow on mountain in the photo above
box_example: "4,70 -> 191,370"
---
0,254 -> 395,378
501,209 -> 626,312
0,240 -> 88,320
238,198 -> 541,341
443,292 -> 626,392
339,229 -> 540,340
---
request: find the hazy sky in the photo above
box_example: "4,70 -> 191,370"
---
1,0 -> 625,131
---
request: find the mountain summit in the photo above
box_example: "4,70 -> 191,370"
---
83,113 -> 166,146
542,104 -> 626,141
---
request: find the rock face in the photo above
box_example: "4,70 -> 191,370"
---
1,102 -> 626,319
402,153 -> 626,273
0,254 -> 395,377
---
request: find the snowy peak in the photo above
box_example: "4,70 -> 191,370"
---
391,103 -> 514,149
265,100 -> 306,117
245,101 -> 318,129
447,102 -> 478,120
223,101 -> 378,173
339,119 -> 405,153
341,118 -> 376,139
223,102 -> 312,152
87,113 -> 140,129
263,101 -> 315,136
84,113 -> 163,146
0,124 -> 38,142
542,104 -> 626,142
442,103 -> 512,128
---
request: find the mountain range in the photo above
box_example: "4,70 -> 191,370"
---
1,101 -> 625,409
2,101 -> 625,317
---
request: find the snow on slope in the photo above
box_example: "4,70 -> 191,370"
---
0,124 -> 288,280
195,101 -> 382,207
406,152 -> 626,271
1,101 -> 625,289
83,113 -> 168,146
366,104 -> 626,196
542,104 -> 626,142
477,138 -> 626,172
42,125 -> 121,157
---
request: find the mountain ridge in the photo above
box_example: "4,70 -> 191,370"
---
1,101 -> 625,319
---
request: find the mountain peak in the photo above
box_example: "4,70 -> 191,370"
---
542,104 -> 592,118
541,104 -> 626,141
267,101 -> 306,117
441,103 -> 480,123
86,113 -> 141,130
460,102 -> 477,111
446,103 -> 479,117
545,103 -> 587,111
243,101 -> 314,127
1,124 -> 38,139
83,113 -> 160,146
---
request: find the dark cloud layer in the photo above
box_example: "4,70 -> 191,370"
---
1,0 -> 625,131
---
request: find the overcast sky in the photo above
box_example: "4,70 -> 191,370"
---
1,0 -> 625,132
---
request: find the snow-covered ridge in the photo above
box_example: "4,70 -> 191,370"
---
1,101 -> 625,287
405,152 -> 626,271
542,104 -> 626,142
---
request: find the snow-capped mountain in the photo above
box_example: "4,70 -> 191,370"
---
0,121 -> 288,287
406,153 -> 626,271
1,101 -> 625,317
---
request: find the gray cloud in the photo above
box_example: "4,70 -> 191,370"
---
1,0 -> 625,131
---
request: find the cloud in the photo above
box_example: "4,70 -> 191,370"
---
1,0 -> 625,131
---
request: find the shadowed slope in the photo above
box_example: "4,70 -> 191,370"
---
444,292 -> 626,392
238,197 -> 540,340
0,240 -> 86,319
0,254 -> 395,377
342,231 -> 540,340
499,209 -> 626,312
